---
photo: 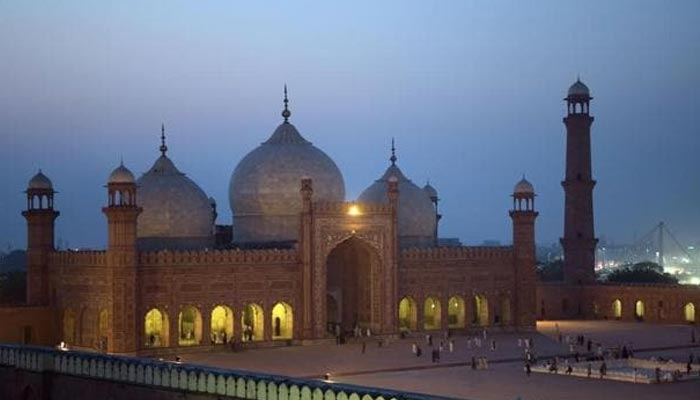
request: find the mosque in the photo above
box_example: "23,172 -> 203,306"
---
13,79 -> 697,356
15,84 -> 538,354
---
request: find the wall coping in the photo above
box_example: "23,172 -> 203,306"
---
0,344 -> 461,400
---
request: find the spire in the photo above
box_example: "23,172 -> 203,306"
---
159,123 -> 168,156
282,84 -> 291,123
390,137 -> 397,165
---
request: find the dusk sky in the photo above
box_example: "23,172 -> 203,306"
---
1,1 -> 698,250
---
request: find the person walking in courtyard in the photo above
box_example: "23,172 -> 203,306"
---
599,361 -> 607,379
525,361 -> 531,376
361,341 -> 366,354
412,342 -> 417,355
490,339 -> 496,351
587,362 -> 592,378
449,339 -> 454,353
471,356 -> 477,370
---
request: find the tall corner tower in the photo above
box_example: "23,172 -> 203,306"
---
561,79 -> 597,285
510,177 -> 538,328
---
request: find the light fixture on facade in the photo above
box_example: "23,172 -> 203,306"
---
347,204 -> 361,216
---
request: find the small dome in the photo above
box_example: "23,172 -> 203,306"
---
358,163 -> 435,248
514,177 -> 535,195
568,79 -> 590,97
229,122 -> 345,244
108,163 -> 135,184
28,170 -> 53,190
423,182 -> 438,199
137,154 -> 213,250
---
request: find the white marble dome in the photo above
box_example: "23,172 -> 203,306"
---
513,177 -> 535,195
108,163 -> 135,184
136,154 -> 213,250
358,162 -> 436,248
229,121 -> 345,244
568,79 -> 590,97
28,170 -> 53,190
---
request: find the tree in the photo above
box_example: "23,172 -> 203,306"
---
537,259 -> 564,282
0,270 -> 26,304
605,261 -> 678,284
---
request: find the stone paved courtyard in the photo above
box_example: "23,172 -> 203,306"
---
179,321 -> 700,399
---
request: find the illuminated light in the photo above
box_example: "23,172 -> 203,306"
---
690,277 -> 700,285
431,304 -> 436,309
347,204 -> 361,216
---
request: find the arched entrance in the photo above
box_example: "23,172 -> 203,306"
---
272,302 -> 293,339
398,297 -> 418,331
473,295 -> 489,326
424,297 -> 441,330
326,237 -> 380,334
97,309 -> 109,351
635,300 -> 645,320
500,298 -> 512,325
448,296 -> 465,328
210,305 -> 233,344
684,303 -> 695,323
612,299 -> 622,319
241,303 -> 263,342
144,308 -> 169,347
178,306 -> 202,346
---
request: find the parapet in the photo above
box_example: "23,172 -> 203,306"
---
50,251 -> 107,267
138,247 -> 298,266
401,246 -> 513,261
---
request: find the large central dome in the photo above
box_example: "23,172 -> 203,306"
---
229,92 -> 345,244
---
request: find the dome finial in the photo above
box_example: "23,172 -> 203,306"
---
159,123 -> 168,156
390,137 -> 397,165
282,84 -> 291,123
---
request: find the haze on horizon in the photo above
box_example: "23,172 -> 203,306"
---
1,1 -> 699,251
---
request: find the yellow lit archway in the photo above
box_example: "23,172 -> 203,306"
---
145,308 -> 169,347
62,309 -> 76,345
448,296 -> 465,328
473,295 -> 489,326
423,297 -> 441,330
178,306 -> 202,346
272,302 -> 293,340
242,303 -> 264,342
210,305 -> 234,344
612,299 -> 622,319
398,297 -> 418,331
635,300 -> 645,320
684,303 -> 695,323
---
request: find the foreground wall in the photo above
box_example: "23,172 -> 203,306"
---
0,344 -> 448,400
537,282 -> 700,324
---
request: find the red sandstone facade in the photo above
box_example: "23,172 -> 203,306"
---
15,174 -> 537,355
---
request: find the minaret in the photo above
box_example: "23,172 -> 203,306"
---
510,177 -> 538,329
561,79 -> 597,285
22,170 -> 59,305
102,161 -> 141,353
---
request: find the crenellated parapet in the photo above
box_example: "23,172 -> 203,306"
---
50,251 -> 108,267
138,247 -> 298,266
401,246 -> 513,261
312,201 -> 392,215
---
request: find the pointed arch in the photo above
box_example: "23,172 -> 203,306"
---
472,295 -> 489,326
635,300 -> 645,320
178,306 -> 202,346
448,295 -> 465,328
62,309 -> 76,345
684,303 -> 696,323
500,297 -> 512,325
272,302 -> 293,340
423,297 -> 441,330
145,308 -> 169,347
241,303 -> 264,342
398,296 -> 417,331
612,299 -> 622,319
210,305 -> 234,344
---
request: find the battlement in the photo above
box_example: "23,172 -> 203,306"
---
313,201 -> 392,214
401,246 -> 513,261
138,248 -> 298,266
50,251 -> 107,267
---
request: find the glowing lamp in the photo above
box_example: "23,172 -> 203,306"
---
347,205 -> 361,216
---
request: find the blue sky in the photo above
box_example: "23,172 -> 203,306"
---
1,1 -> 699,249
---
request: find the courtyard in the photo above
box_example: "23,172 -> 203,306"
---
177,320 -> 700,400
